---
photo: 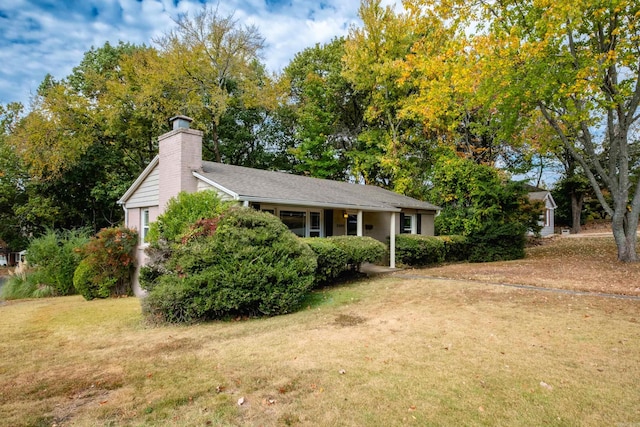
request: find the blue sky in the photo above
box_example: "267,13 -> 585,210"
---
0,0 -> 380,107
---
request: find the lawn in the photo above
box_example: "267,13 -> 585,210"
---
0,237 -> 639,426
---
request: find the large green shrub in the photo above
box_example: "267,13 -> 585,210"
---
467,222 -> 527,262
301,238 -> 348,286
437,235 -> 470,262
25,228 -> 90,296
326,236 -> 387,271
142,208 -> 317,323
73,226 -> 138,300
395,235 -> 446,266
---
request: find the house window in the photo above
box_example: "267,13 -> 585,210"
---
310,212 -> 321,237
347,214 -> 358,236
141,208 -> 150,244
280,210 -> 306,237
401,214 -> 416,234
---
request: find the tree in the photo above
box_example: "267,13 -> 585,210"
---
0,103 -> 28,253
154,5 -> 273,163
282,38 -> 365,180
443,0 -> 640,261
343,0 -> 436,195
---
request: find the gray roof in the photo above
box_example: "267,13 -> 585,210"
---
197,161 -> 439,212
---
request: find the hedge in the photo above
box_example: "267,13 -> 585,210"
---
301,238 -> 348,286
326,236 -> 387,271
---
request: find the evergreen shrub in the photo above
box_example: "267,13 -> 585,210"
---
327,236 -> 387,271
467,222 -> 527,262
437,235 -> 470,262
301,238 -> 348,286
395,235 -> 446,266
142,208 -> 317,323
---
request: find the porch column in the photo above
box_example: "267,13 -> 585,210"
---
357,210 -> 363,236
390,212 -> 396,268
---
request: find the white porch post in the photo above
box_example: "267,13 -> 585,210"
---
357,210 -> 363,236
390,212 -> 396,268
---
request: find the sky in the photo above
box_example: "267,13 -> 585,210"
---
0,0 -> 382,107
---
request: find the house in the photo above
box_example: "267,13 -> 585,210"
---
526,186 -> 557,237
118,116 -> 440,295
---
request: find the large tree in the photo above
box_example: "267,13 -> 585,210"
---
406,0 -> 640,261
154,5 -> 274,164
282,37 -> 365,180
343,0 -> 437,195
481,0 -> 640,261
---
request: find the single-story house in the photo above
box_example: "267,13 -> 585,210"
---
526,185 -> 557,237
118,116 -> 440,295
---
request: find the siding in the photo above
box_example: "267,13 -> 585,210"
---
126,167 -> 159,208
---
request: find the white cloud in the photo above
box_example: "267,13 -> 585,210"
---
0,0 -> 367,106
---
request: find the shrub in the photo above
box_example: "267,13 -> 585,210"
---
327,236 -> 387,271
146,190 -> 232,245
25,228 -> 90,296
142,208 -> 317,323
301,238 -> 348,286
436,235 -> 470,262
73,227 -> 138,300
467,222 -> 527,262
1,267 -> 55,300
395,235 -> 446,266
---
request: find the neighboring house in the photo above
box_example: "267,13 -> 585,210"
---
118,116 -> 440,295
526,186 -> 557,237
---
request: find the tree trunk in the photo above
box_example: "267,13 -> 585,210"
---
570,191 -> 583,234
612,211 -> 639,262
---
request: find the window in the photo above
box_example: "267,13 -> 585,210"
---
141,208 -> 150,244
310,212 -> 321,237
280,210 -> 306,237
347,214 -> 358,236
401,214 -> 415,234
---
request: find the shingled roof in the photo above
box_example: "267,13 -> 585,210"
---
194,161 -> 440,212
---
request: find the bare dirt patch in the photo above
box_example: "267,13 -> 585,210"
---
417,236 -> 640,296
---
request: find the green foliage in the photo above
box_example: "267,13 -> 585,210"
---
284,37 -> 361,180
0,270 -> 55,300
431,151 -> 542,239
301,238 -> 349,286
467,222 -> 527,263
437,235 -> 470,262
73,226 -> 138,300
25,228 -> 90,296
143,208 -> 317,323
147,191 -> 231,244
326,236 -> 387,271
394,235 -> 446,266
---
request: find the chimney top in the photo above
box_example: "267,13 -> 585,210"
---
169,115 -> 193,130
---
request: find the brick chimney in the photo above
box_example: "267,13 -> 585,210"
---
158,115 -> 203,211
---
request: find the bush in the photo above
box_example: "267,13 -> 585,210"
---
142,208 -> 317,323
436,235 -> 470,262
73,227 -> 138,300
301,238 -> 348,286
467,222 -> 527,262
146,190 -> 232,245
327,236 -> 387,271
1,267 -> 55,300
395,235 -> 446,266
25,228 -> 90,296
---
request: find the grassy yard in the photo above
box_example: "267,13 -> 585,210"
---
1,237 -> 639,426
